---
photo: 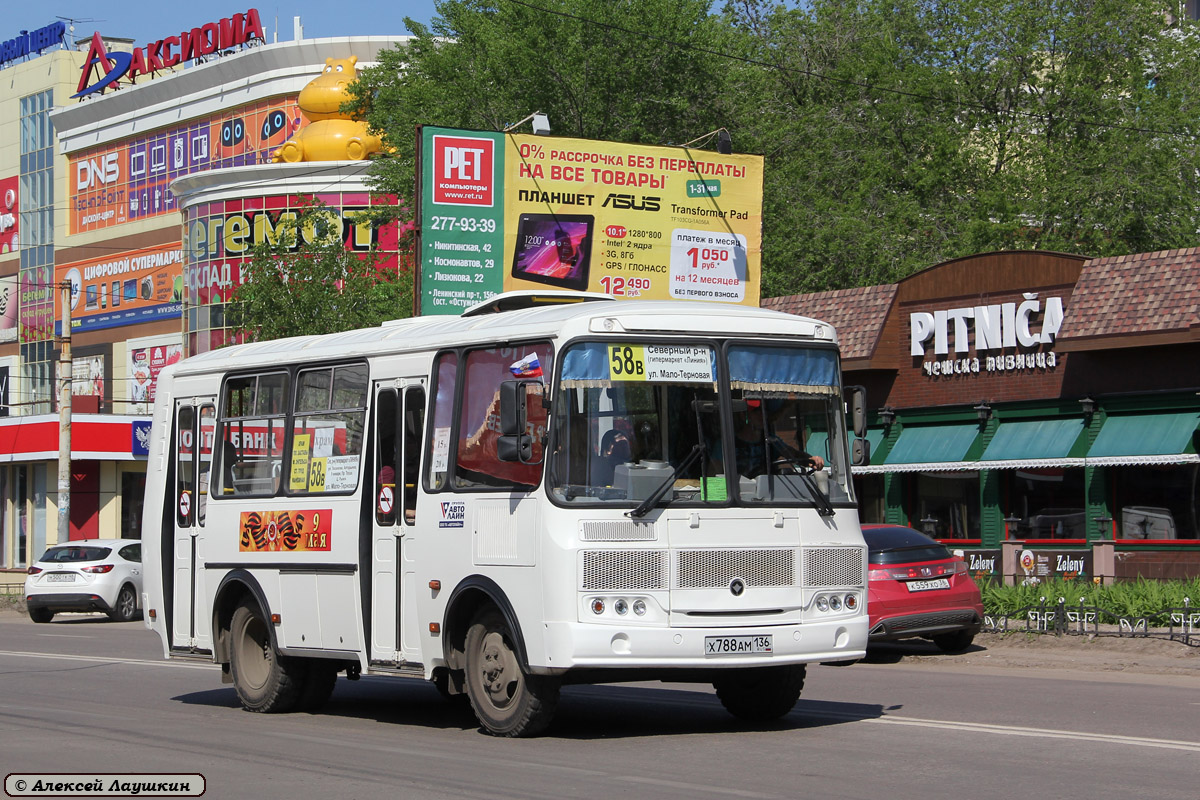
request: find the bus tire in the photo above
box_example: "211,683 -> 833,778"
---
714,664 -> 806,722
229,601 -> 304,713
295,661 -> 338,712
463,608 -> 559,737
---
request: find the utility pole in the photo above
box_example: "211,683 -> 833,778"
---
58,281 -> 71,544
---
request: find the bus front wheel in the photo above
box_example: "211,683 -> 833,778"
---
463,608 -> 559,737
229,601 -> 304,713
713,664 -> 806,722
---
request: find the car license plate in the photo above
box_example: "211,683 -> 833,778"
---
46,573 -> 75,583
704,635 -> 773,657
906,578 -> 950,592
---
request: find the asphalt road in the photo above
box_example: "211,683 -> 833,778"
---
1,612 -> 1197,800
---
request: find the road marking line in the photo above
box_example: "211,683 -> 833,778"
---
833,712 -> 1200,752
0,649 -> 217,671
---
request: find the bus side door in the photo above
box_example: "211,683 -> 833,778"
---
369,381 -> 425,664
171,400 -> 216,651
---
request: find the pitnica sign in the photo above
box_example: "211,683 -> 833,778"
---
73,9 -> 265,99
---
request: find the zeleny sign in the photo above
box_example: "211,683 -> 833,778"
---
74,9 -> 264,98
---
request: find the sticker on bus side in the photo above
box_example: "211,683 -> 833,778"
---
439,500 -> 466,528
239,509 -> 332,552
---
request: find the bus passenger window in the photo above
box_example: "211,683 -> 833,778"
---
455,343 -> 552,490
426,353 -> 458,491
375,390 -> 398,525
403,387 -> 425,522
291,363 -> 369,494
217,371 -> 290,497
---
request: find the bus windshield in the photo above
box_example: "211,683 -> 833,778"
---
548,341 -> 852,509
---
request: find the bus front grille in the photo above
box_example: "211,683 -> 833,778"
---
675,549 -> 796,588
581,550 -> 667,590
802,547 -> 863,587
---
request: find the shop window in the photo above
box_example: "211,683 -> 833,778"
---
1003,468 -> 1087,539
853,474 -> 885,523
907,471 -> 980,540
1110,464 -> 1198,540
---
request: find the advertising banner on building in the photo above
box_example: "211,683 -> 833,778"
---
57,244 -> 183,333
69,96 -> 301,234
0,274 -> 16,343
128,341 -> 183,414
20,265 -> 53,342
0,176 -> 18,254
417,126 -> 764,315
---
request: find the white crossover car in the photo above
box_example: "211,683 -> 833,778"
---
25,539 -> 143,623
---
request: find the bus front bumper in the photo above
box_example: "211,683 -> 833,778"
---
537,617 -> 868,672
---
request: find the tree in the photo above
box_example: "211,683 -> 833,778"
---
727,0 -> 1200,295
232,203 -> 413,342
349,0 -> 735,204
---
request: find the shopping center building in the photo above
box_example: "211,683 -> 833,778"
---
765,250 -> 1200,580
0,11 -> 406,568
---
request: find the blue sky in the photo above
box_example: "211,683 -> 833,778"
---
8,3 -> 440,48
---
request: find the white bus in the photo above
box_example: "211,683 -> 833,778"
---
143,292 -> 871,737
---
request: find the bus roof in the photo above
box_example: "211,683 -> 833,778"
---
170,296 -> 838,377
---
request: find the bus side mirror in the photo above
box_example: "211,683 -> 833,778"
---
846,385 -> 867,439
498,380 -> 542,464
852,438 -> 871,467
499,381 -> 527,436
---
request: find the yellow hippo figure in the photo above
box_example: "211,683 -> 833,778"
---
273,55 -> 383,162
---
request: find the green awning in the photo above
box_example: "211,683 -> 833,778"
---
870,424 -> 981,473
978,419 -> 1088,469
1087,412 -> 1200,466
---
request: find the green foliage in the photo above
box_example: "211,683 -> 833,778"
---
348,0 -> 1200,296
351,0 -> 733,206
232,203 -> 413,342
983,577 -> 1200,622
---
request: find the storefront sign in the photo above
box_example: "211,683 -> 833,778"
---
182,193 -> 397,307
70,96 -> 301,234
958,548 -> 1000,581
74,10 -> 264,98
58,244 -> 183,333
1018,548 -> 1092,582
417,126 -> 764,314
0,22 -> 65,69
911,293 -> 1064,379
0,176 -> 18,254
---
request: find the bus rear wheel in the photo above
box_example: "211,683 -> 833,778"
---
229,601 -> 304,713
713,664 -> 806,722
463,608 -> 559,737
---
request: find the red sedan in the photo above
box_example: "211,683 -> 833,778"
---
863,524 -> 983,653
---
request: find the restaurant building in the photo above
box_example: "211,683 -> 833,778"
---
764,250 -> 1200,581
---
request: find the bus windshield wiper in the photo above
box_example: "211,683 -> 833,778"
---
766,435 -> 835,517
627,444 -> 706,519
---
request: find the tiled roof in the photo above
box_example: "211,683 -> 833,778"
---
761,284 -> 898,361
1057,248 -> 1200,340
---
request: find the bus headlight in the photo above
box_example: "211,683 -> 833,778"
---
844,594 -> 858,611
829,595 -> 842,611
816,596 -> 829,612
632,599 -> 647,616
591,599 -> 605,615
614,599 -> 629,615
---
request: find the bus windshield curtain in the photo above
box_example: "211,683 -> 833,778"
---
727,345 -> 840,395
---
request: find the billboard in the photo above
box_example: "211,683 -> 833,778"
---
0,275 -> 16,344
417,127 -> 764,314
57,244 -> 184,334
128,340 -> 184,414
69,96 -> 301,234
